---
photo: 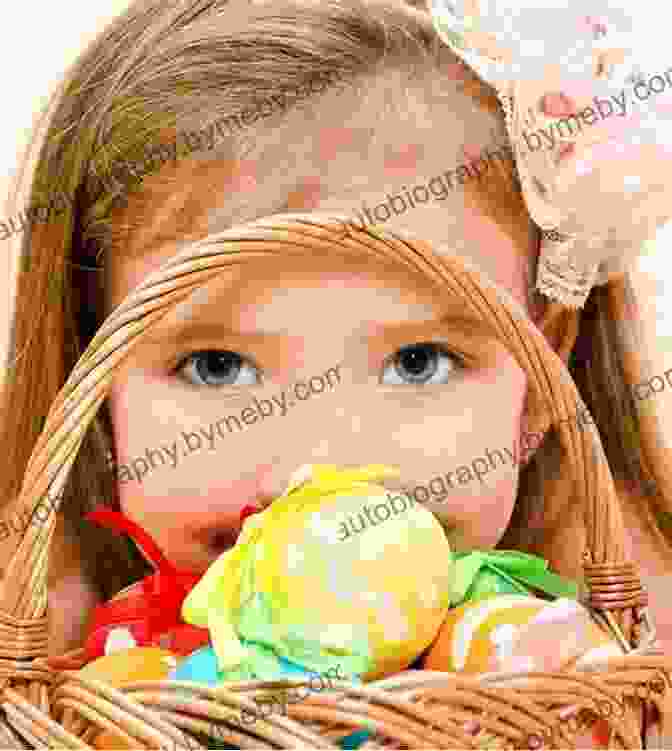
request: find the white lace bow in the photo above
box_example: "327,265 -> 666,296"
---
429,0 -> 672,307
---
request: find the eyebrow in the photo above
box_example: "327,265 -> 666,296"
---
369,312 -> 497,340
137,234 -> 501,347
143,300 -> 498,353
365,312 -> 501,368
143,320 -> 293,350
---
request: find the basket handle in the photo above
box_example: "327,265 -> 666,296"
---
0,214 -> 647,672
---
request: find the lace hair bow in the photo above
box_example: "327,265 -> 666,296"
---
428,0 -> 672,308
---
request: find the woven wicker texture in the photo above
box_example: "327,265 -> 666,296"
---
1,214 -> 670,749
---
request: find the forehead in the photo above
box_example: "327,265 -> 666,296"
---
108,64 -> 536,311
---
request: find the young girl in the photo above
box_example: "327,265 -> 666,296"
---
1,0 -> 671,673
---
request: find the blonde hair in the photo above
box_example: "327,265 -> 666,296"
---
0,0 -> 663,598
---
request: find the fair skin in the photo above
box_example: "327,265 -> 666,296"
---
108,255 -> 530,573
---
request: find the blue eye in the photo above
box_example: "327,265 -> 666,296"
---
177,350 -> 260,387
381,343 -> 463,385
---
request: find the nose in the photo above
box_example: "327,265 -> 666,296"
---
256,434 -> 373,508
245,377 -> 384,503
252,440 -> 385,505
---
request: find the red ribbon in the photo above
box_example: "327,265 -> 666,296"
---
86,509 -> 205,639
240,505 -> 261,523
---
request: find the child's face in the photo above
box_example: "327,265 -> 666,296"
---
105,71 -> 539,572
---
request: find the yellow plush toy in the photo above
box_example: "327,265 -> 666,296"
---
180,463 -> 454,681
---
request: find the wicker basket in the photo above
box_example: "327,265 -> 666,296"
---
1,214 -> 671,750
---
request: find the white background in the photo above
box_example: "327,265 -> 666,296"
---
0,1 -> 134,369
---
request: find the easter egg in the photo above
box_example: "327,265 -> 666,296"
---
79,647 -> 179,687
423,595 -> 617,674
170,644 -> 336,686
92,730 -> 138,750
423,594 -> 547,673
82,648 -> 178,750
182,464 -> 454,681
169,645 -> 220,686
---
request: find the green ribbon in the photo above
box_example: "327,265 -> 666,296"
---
450,550 -> 579,607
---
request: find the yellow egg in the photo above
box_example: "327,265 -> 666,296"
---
79,647 -> 178,687
258,486 -> 453,679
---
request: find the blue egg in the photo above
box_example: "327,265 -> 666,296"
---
276,655 -> 313,676
339,729 -> 372,749
169,645 -> 221,686
169,642 -> 350,686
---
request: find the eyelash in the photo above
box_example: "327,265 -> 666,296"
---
172,342 -> 467,388
172,350 -> 263,388
380,342 -> 466,386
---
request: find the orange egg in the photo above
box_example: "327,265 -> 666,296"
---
79,647 -> 179,686
423,595 -> 547,673
92,730 -> 139,750
79,648 -> 179,750
423,595 -> 618,675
